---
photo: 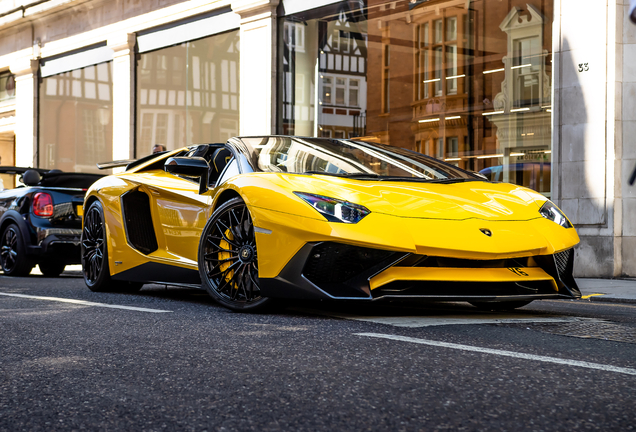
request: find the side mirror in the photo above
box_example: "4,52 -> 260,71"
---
22,169 -> 41,186
164,157 -> 209,194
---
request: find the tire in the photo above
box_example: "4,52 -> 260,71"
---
198,197 -> 270,312
81,200 -> 142,293
0,223 -> 34,276
469,300 -> 533,311
38,261 -> 66,277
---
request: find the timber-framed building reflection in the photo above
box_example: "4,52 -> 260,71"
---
281,0 -> 553,197
136,30 -> 240,155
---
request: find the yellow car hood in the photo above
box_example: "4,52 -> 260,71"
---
258,173 -> 547,221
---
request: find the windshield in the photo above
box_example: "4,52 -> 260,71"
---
235,136 -> 481,181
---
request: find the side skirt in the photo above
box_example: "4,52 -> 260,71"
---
112,262 -> 201,286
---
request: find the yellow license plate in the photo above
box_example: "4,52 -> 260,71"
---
76,205 -> 84,217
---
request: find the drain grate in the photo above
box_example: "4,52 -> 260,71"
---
508,321 -> 636,344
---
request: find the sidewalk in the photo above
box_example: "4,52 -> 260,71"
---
577,278 -> 636,304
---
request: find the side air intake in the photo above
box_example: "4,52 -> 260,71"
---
121,190 -> 158,255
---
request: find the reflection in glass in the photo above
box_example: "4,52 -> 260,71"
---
279,1 -> 553,197
39,63 -> 113,173
136,30 -> 240,156
239,136 -> 479,180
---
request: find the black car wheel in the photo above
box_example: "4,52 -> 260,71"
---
469,300 -> 533,311
198,197 -> 270,312
82,200 -> 142,293
0,223 -> 33,276
38,261 -> 67,277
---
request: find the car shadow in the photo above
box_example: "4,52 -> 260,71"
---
136,283 -> 569,319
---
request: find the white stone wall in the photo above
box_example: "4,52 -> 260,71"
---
621,0 -> 636,275
554,0 -> 636,277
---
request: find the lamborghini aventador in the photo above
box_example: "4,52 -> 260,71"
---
81,136 -> 580,311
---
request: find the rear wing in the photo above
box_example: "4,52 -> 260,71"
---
96,150 -> 169,171
95,160 -> 134,170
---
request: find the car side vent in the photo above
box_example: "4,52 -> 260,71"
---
121,190 -> 158,255
554,248 -> 572,278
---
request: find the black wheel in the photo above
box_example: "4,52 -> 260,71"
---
198,197 -> 270,312
469,300 -> 533,311
38,261 -> 66,277
0,223 -> 33,276
82,201 -> 142,293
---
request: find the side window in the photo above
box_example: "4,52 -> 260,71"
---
216,158 -> 240,186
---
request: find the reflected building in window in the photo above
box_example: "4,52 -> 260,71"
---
281,3 -> 367,139
39,63 -> 113,173
366,0 -> 552,197
136,30 -> 240,155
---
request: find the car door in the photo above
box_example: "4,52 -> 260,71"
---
137,166 -> 213,267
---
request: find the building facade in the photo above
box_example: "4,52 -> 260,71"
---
0,0 -> 634,277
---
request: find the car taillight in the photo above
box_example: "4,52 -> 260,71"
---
33,192 -> 54,217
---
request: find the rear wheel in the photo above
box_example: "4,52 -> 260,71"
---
198,197 -> 270,312
0,223 -> 33,276
469,300 -> 533,311
38,261 -> 66,277
82,201 -> 142,293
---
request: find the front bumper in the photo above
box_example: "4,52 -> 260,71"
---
258,241 -> 580,302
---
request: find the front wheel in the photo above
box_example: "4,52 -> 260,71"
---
198,197 -> 270,312
469,300 -> 533,311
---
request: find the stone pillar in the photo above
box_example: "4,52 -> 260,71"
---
553,0 -> 636,277
108,33 -> 136,161
554,0 -> 614,276
620,0 -> 636,276
9,58 -> 38,168
232,0 -> 279,135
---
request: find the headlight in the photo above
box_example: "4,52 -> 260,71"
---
294,192 -> 370,224
539,201 -> 572,228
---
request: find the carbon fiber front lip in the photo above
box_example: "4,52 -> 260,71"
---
369,293 -> 573,302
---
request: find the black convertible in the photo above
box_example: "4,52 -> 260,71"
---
0,167 -> 103,276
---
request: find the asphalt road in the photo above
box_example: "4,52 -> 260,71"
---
1,270 -> 635,431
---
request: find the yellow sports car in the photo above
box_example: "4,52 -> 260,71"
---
82,136 -> 580,311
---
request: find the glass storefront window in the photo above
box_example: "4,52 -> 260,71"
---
279,0 -> 553,197
0,72 -> 16,102
39,63 -> 113,173
136,30 -> 240,156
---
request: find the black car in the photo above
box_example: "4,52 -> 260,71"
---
0,167 -> 103,276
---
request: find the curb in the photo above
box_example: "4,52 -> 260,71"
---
586,296 -> 636,305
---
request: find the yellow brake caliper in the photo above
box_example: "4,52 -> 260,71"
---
218,228 -> 237,288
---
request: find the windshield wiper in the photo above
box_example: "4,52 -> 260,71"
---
423,178 -> 484,184
303,171 -> 380,179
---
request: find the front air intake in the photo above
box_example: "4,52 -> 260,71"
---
554,248 -> 572,279
121,190 -> 158,255
301,242 -> 404,298
303,242 -> 396,285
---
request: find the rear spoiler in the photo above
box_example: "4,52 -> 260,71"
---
95,160 -> 134,170
96,151 -> 169,171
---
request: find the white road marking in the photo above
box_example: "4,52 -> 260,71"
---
0,292 -> 172,313
336,315 -> 601,328
357,333 -> 636,377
